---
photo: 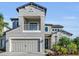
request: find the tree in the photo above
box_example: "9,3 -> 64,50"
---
73,37 -> 79,49
0,14 -> 4,36
58,36 -> 71,47
0,13 -> 8,37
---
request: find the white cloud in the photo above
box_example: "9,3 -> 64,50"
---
63,16 -> 77,20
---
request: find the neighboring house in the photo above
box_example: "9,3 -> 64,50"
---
0,26 -> 11,49
5,2 -> 73,53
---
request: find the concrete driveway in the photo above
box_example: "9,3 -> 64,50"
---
0,52 -> 46,56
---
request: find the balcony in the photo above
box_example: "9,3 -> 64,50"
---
24,24 -> 40,31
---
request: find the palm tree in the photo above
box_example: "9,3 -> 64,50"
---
0,13 -> 8,37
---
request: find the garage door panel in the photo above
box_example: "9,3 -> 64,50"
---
11,39 -> 40,52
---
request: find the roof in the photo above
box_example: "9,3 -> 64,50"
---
4,25 -> 72,36
45,24 -> 64,28
45,24 -> 52,26
3,26 -> 19,35
3,26 -> 12,35
60,30 -> 73,36
10,18 -> 18,21
16,2 -> 47,14
52,25 -> 64,28
5,26 -> 12,30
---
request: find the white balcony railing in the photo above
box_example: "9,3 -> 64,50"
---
24,24 -> 40,30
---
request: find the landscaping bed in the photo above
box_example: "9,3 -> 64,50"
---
45,36 -> 79,56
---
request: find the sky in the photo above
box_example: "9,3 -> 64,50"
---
0,2 -> 79,38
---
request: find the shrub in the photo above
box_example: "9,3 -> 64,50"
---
52,44 -> 60,51
52,44 -> 68,55
50,36 -> 79,55
67,43 -> 77,54
60,47 -> 68,55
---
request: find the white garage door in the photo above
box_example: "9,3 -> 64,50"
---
11,39 -> 40,52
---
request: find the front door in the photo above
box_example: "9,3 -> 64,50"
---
45,39 -> 49,49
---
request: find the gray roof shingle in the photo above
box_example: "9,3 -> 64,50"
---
45,24 -> 64,28
60,30 -> 73,36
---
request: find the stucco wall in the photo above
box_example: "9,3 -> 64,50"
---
51,32 -> 72,48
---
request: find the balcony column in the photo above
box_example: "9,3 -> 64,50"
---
37,24 -> 39,30
19,16 -> 24,30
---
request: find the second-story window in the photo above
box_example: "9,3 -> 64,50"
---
13,21 -> 19,29
29,23 -> 38,30
45,27 -> 48,32
55,29 -> 57,31
52,29 -> 54,31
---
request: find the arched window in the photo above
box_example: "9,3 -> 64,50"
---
45,27 -> 48,32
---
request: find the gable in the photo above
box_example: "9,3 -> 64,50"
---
16,2 -> 47,15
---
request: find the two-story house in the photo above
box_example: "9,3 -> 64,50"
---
4,2 -> 72,53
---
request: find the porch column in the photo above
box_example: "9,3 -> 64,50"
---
18,16 -> 24,31
51,34 -> 55,49
39,16 -> 45,53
